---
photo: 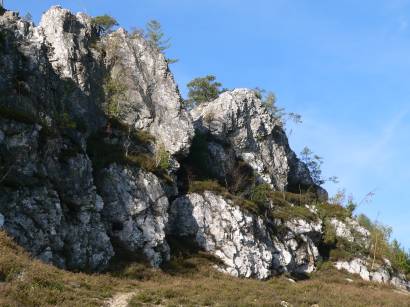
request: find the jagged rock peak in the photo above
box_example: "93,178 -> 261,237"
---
102,26 -> 194,155
191,88 -> 324,195
35,5 -> 193,155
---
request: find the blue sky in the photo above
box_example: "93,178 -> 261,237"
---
6,0 -> 410,248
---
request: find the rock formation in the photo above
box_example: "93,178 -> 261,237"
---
0,5 -> 408,292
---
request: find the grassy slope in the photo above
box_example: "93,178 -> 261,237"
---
0,232 -> 409,306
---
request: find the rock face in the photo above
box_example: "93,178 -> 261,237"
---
1,6 -> 409,293
0,118 -> 114,271
190,89 -> 323,195
97,164 -> 170,267
168,191 -> 322,279
102,28 -> 193,155
0,6 -> 191,270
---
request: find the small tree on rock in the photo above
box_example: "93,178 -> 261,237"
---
145,20 -> 177,64
92,14 -> 118,36
300,146 -> 338,186
185,75 -> 224,109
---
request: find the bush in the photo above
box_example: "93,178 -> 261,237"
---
154,143 -> 170,171
58,112 -> 76,129
250,184 -> 273,206
103,75 -> 127,118
185,75 -> 224,109
389,240 -> 410,276
92,15 -> 118,35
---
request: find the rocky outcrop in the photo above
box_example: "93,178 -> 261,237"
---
97,164 -> 170,267
0,119 -> 114,271
335,258 -> 410,291
102,28 -> 193,155
190,89 -> 325,196
1,6 -> 409,295
330,217 -> 370,244
0,6 -> 192,270
168,191 -> 322,279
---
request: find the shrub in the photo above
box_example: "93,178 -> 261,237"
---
58,112 -> 76,129
317,203 -> 351,221
154,143 -> 170,171
92,15 -> 118,35
188,180 -> 226,194
250,184 -> 273,206
185,75 -> 224,109
300,147 -> 338,186
103,75 -> 127,118
389,240 -> 410,276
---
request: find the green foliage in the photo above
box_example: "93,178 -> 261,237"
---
254,87 -> 302,125
390,240 -> 410,276
92,14 -> 118,35
155,143 -> 170,171
185,75 -> 224,109
250,183 -> 273,206
145,20 -> 177,64
0,106 -> 37,125
272,204 -> 317,222
345,200 -> 357,215
188,180 -> 226,194
317,203 -> 351,221
300,146 -> 338,186
188,180 -> 264,216
354,214 -> 410,274
323,220 -> 337,246
103,75 -> 127,118
58,112 -> 76,129
86,122 -> 158,175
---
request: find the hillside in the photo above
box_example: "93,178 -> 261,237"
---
0,5 -> 410,306
0,231 -> 410,307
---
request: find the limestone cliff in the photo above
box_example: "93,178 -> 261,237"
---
0,6 -> 408,292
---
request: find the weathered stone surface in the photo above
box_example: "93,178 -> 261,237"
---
330,217 -> 370,243
335,258 -> 410,290
0,6 -> 189,270
0,118 -> 114,271
190,89 -> 324,195
103,29 -> 194,155
168,191 -> 322,278
97,164 -> 170,267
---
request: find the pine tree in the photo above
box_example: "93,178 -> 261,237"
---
185,75 -> 223,109
145,20 -> 177,64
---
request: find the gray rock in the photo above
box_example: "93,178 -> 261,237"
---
329,217 -> 370,243
335,258 -> 410,290
190,89 -> 323,195
102,29 -> 194,155
0,213 -> 4,228
98,164 -> 170,267
0,5 -> 193,271
168,191 -> 322,279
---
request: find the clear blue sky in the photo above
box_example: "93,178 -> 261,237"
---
6,0 -> 410,249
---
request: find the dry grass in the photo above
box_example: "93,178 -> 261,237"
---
0,231 -> 409,306
0,232 -> 136,307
